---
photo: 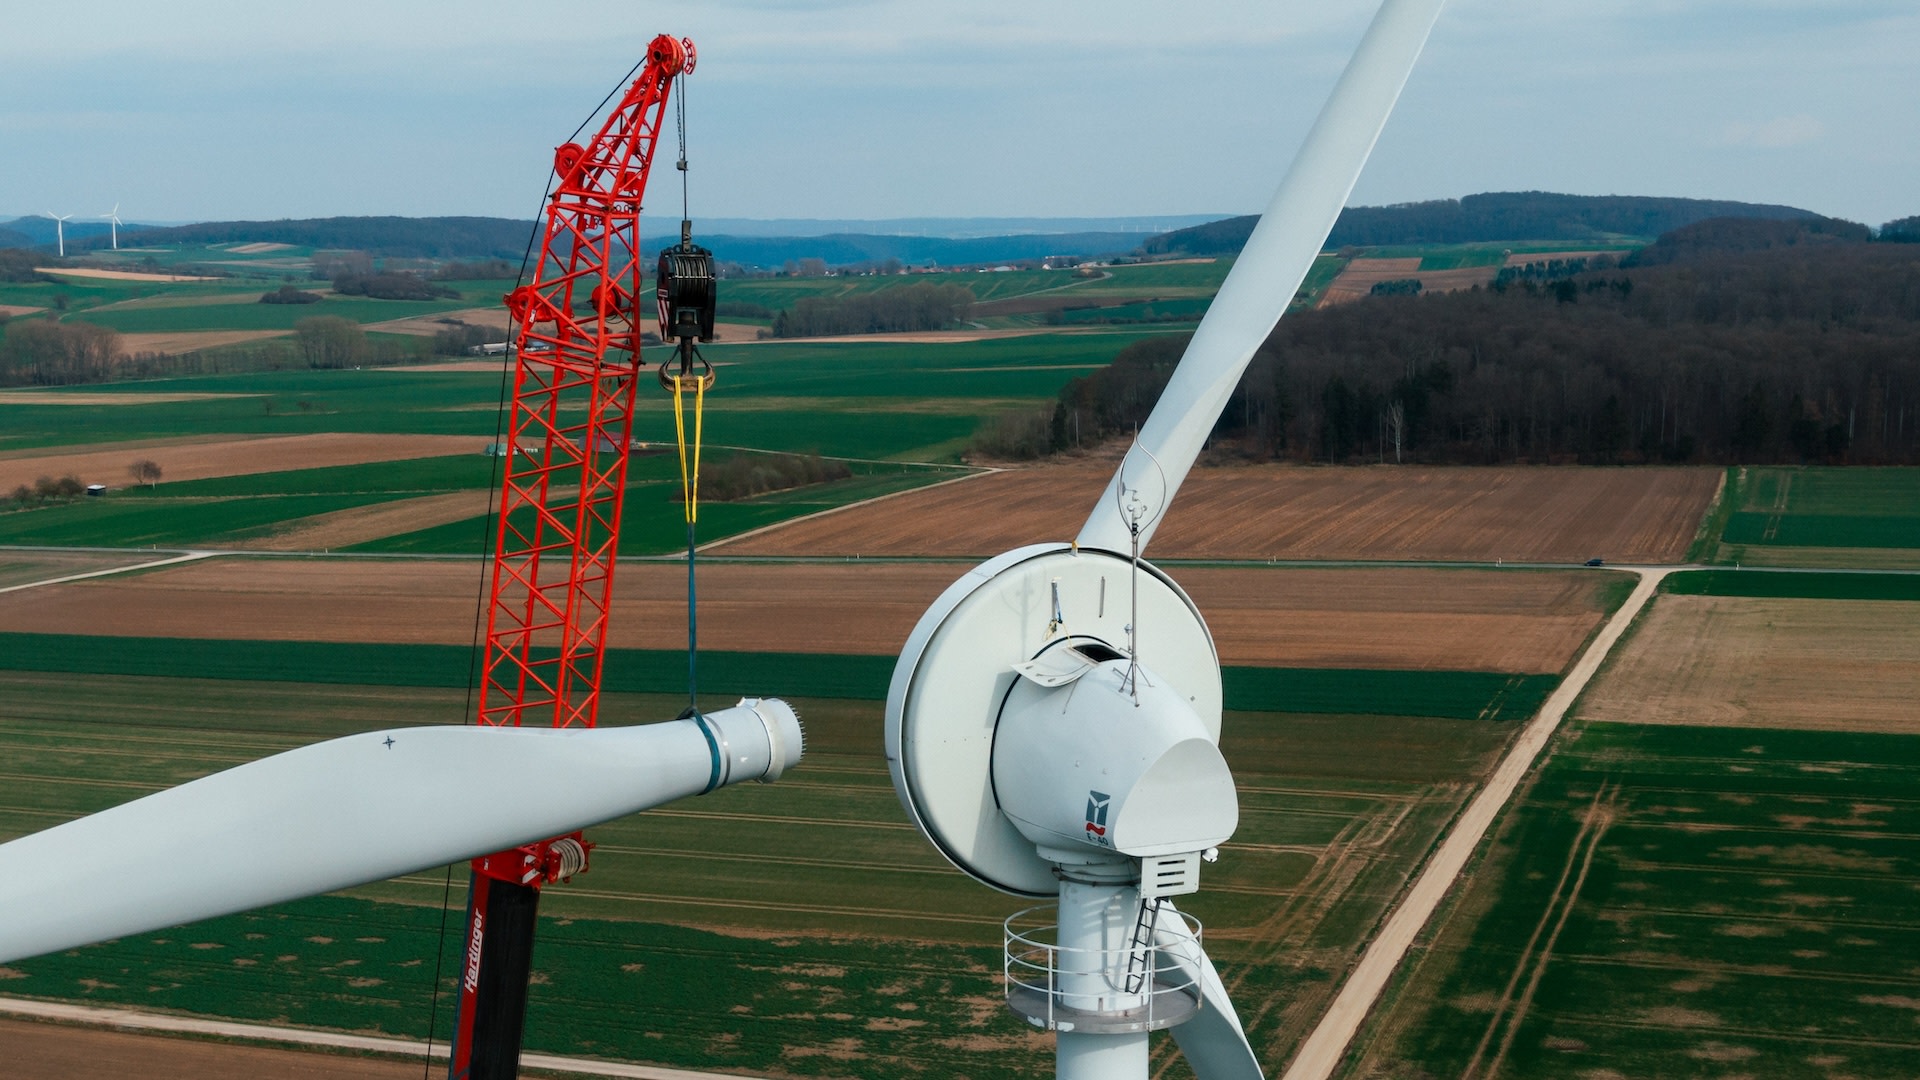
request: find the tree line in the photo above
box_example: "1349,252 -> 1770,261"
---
1141,192 -> 1825,257
1044,219 -> 1920,466
770,281 -> 974,338
0,313 -> 492,387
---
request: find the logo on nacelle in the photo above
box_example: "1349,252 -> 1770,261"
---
1084,790 -> 1112,846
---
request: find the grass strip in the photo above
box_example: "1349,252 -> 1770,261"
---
1222,668 -> 1557,721
0,632 -> 1553,719
1664,567 -> 1920,601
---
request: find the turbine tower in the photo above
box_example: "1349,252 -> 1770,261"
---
885,2 -> 1449,1077
43,211 -> 72,257
100,203 -> 122,250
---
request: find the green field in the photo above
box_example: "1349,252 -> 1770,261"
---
0,450 -> 953,555
0,333 -> 1143,454
1708,467 -> 1920,567
1358,720 -> 1920,1079
1349,239 -> 1646,268
0,329 -> 1152,551
1664,568 -> 1920,602
70,294 -> 474,333
0,663 -> 1530,1078
0,631 -> 1560,719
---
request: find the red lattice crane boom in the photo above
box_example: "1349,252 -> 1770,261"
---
450,34 -> 695,1080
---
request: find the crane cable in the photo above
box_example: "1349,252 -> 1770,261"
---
666,67 -> 725,793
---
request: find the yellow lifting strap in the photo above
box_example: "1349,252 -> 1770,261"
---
667,370 -> 712,524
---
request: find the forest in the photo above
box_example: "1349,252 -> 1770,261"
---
1051,218 -> 1920,466
1141,192 -> 1823,257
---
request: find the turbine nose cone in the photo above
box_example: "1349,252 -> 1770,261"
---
993,658 -> 1239,859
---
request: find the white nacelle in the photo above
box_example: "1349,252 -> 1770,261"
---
993,653 -> 1238,859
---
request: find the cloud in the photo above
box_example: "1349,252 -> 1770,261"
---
1718,114 -> 1825,149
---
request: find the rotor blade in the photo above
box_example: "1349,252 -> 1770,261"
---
1154,899 -> 1265,1080
1078,0 -> 1446,554
0,699 -> 801,965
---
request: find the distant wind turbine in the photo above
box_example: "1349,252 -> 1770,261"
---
43,212 -> 73,257
100,204 -> 122,250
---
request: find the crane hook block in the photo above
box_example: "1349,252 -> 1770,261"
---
657,230 -> 717,343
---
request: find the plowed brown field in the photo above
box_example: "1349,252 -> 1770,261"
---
717,464 -> 1720,564
0,1019 -> 418,1080
0,434 -> 484,492
0,558 -> 1609,672
1576,594 -> 1920,733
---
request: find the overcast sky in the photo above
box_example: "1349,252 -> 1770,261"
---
2,0 -> 1914,227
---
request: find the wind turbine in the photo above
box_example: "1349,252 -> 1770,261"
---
100,203 -> 122,250
43,211 -> 73,257
885,2 -> 1447,1078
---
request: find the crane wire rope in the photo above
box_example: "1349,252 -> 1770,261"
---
418,56 -> 650,1079
664,66 -> 726,792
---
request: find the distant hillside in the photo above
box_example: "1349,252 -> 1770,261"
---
696,231 -> 1147,270
1880,215 -> 1920,243
100,217 -> 539,260
1141,192 -> 1822,257
2,216 -> 121,249
80,214 -> 1142,268
1623,215 -> 1873,267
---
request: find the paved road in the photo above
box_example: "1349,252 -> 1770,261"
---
1279,566 -> 1671,1080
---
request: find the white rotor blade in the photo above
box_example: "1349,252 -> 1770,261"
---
1154,899 -> 1265,1080
1078,0 -> 1446,554
0,700 -> 801,965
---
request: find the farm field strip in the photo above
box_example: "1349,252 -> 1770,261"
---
1576,593 -> 1920,734
0,1002 -> 762,1080
1709,466 -> 1920,566
1280,567 -> 1662,1080
0,433 -> 485,493
0,560 -> 1616,676
1354,721 -> 1920,1079
721,462 -> 1722,564
0,550 -> 211,596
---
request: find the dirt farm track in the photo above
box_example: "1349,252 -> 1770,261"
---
0,558 -> 1611,674
719,462 -> 1723,564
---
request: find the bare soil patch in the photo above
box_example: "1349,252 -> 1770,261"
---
0,434 -> 484,493
359,306 -> 509,338
1316,258 -> 1421,307
0,559 -> 1604,673
226,242 -> 293,254
720,463 -> 1719,564
1578,595 -> 1920,734
35,268 -> 223,282
228,491 -> 495,552
1318,257 -> 1501,307
117,330 -> 289,354
0,1018 -> 421,1080
0,304 -> 43,318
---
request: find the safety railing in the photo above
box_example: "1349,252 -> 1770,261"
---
1002,903 -> 1206,1034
